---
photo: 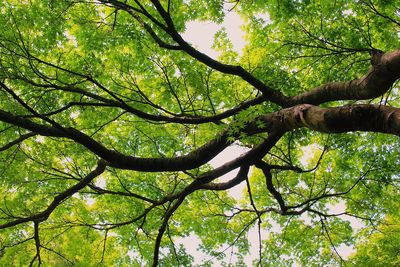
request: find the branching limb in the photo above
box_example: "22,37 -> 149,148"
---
0,108 -> 232,171
289,171 -> 367,210
253,103 -> 400,136
0,159 -> 107,229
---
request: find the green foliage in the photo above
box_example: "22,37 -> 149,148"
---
0,0 -> 399,266
350,214 -> 400,266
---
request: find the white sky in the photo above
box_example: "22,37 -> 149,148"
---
182,9 -> 245,58
209,144 -> 249,198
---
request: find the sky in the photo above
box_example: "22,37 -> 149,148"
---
182,8 -> 245,58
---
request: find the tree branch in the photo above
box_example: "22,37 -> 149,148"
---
0,159 -> 107,229
290,49 -> 400,105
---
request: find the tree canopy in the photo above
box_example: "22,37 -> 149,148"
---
0,0 -> 399,266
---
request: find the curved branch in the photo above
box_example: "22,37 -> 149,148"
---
102,0 -> 289,106
157,133 -> 282,206
200,165 -> 250,191
290,49 -> 400,105
0,108 -> 232,171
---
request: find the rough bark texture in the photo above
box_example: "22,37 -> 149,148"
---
257,104 -> 400,135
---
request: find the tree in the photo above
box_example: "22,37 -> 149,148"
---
0,0 -> 399,266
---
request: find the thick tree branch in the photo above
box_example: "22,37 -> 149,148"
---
290,49 -> 400,105
161,133 -> 283,205
182,132 -> 284,193
33,222 -> 41,266
258,103 -> 400,135
0,108 -> 232,171
199,165 -> 250,191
